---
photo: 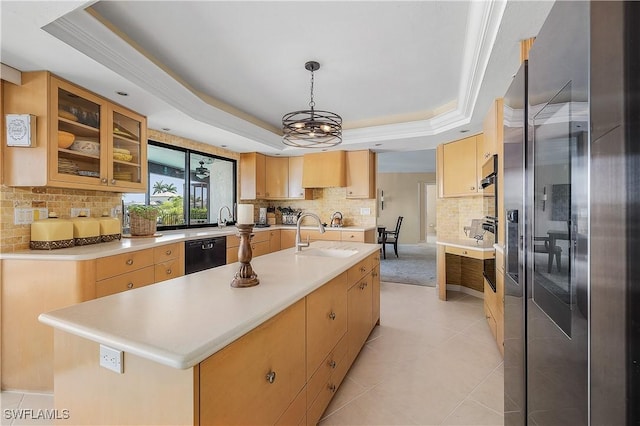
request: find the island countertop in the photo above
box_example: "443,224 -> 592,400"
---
1,225 -> 376,261
38,240 -> 380,370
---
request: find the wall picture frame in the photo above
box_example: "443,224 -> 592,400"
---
6,114 -> 36,147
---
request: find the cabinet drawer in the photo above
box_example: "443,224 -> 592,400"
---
251,240 -> 270,257
96,249 -> 154,281
226,234 -> 240,249
252,231 -> 271,244
307,336 -> 347,408
368,251 -> 381,266
96,266 -> 155,298
300,229 -> 336,242
341,231 -> 364,242
484,302 -> 497,341
347,258 -> 370,286
444,245 -> 492,260
154,258 -> 183,283
153,242 -> 181,263
306,345 -> 349,426
200,300 -> 306,426
275,386 -> 306,426
226,247 -> 238,264
306,272 -> 347,380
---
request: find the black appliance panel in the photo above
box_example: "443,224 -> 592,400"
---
185,237 -> 226,275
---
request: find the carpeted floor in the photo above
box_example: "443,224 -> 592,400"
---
379,243 -> 437,287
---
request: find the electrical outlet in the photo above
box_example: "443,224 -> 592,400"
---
99,344 -> 123,374
70,208 -> 90,217
14,208 -> 48,224
360,207 -> 371,215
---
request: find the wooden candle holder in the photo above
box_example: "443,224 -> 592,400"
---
231,224 -> 259,288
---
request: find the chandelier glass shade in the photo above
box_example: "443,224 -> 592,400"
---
282,61 -> 342,148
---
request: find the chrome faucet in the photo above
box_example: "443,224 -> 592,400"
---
295,213 -> 325,252
218,205 -> 232,227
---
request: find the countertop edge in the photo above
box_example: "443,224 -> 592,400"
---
1,225 -> 377,261
436,239 -> 495,251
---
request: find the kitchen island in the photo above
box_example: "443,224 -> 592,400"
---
39,240 -> 381,425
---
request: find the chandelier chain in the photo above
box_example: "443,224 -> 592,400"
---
309,69 -> 315,110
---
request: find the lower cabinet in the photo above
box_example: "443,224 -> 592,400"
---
200,300 -> 306,425
280,229 -> 375,250
347,272 -> 373,366
227,230 -> 280,264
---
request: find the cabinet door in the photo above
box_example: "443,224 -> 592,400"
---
251,240 -> 270,257
302,151 -> 346,188
50,77 -> 105,188
347,275 -> 373,365
440,135 -> 479,197
154,258 -> 183,283
108,105 -> 147,191
269,230 -> 281,253
306,272 -> 347,379
280,229 -> 296,250
481,98 -> 502,162
240,152 -> 266,200
346,150 -> 376,199
288,156 -> 312,200
95,265 -> 155,298
371,263 -> 381,328
265,156 -> 289,199
200,300 -> 306,425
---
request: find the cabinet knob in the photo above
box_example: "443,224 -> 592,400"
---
350,235 -> 355,239
360,266 -> 366,273
463,250 -> 468,255
111,179 -> 116,185
328,384 -> 337,393
265,371 -> 276,384
101,178 -> 108,184
126,259 -> 134,265
470,186 -> 475,190
328,360 -> 337,369
166,269 -> 172,275
372,271 -> 378,277
127,282 -> 134,289
299,192 -> 303,196
165,249 -> 172,255
329,312 -> 336,321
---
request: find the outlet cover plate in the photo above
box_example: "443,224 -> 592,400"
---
99,344 -> 123,374
360,207 -> 371,215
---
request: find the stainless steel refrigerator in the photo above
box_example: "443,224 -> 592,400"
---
503,1 -> 639,424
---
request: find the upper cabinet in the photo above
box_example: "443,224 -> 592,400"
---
264,156 -> 288,199
481,98 -> 502,162
302,151 -> 346,188
346,150 -> 376,199
437,134 -> 482,197
3,71 -> 147,192
239,152 -> 266,200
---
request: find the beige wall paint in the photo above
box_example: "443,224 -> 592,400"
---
377,172 -> 436,244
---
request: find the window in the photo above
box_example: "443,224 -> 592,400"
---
122,141 -> 237,230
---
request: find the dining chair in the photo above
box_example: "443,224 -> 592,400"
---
378,216 -> 403,259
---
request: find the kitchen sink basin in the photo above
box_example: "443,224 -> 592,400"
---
297,248 -> 358,258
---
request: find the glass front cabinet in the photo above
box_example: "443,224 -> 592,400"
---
3,71 -> 147,192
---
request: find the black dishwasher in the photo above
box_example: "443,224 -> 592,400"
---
184,237 -> 226,274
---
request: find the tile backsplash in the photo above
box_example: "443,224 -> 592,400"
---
436,195 -> 494,244
0,185 -> 123,253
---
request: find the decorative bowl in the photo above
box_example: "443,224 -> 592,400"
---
57,131 -> 75,148
69,139 -> 100,156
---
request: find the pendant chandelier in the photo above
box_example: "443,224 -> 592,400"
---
195,160 -> 210,180
282,61 -> 342,148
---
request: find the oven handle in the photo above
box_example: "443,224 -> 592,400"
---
480,174 -> 496,188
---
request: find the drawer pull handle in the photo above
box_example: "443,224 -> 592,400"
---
328,360 -> 337,369
126,259 -> 134,265
166,269 -> 172,275
165,249 -> 172,255
127,282 -> 134,289
350,235 -> 354,238
329,312 -> 336,321
360,266 -> 366,272
266,371 -> 276,384
372,272 -> 378,277
328,384 -> 337,393
202,243 -> 214,250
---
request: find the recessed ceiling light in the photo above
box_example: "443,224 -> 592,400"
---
375,143 -> 382,147
275,153 -> 281,156
162,128 -> 170,131
460,129 -> 469,133
221,145 -> 227,148
322,149 -> 328,152
116,91 -> 128,96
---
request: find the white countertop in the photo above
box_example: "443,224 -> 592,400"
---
1,224 -> 376,261
38,241 -> 380,370
436,237 -> 496,251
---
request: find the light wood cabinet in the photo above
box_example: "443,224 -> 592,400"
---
347,273 -> 373,366
281,229 -> 297,250
200,299 -> 306,425
95,265 -> 155,298
302,151 -> 346,188
346,150 -> 376,199
153,242 -> 184,283
288,156 -> 313,200
3,71 -> 147,192
485,249 -> 505,356
265,156 -> 289,199
371,261 -> 381,327
306,272 -> 348,379
437,134 -> 481,197
481,99 -> 502,162
240,152 -> 266,200
227,230 -> 280,263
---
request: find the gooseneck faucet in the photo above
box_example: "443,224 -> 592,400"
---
295,213 -> 325,252
218,205 -> 232,227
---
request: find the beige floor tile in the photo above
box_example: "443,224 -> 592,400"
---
4,392 -> 55,426
342,344 -> 403,389
442,399 -> 504,425
1,391 -> 23,409
322,377 -> 369,419
319,388 -> 418,426
469,365 -> 505,415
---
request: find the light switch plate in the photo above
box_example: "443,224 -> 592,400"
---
99,344 -> 123,374
360,207 -> 371,215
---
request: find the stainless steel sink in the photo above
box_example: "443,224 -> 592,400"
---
296,248 -> 358,258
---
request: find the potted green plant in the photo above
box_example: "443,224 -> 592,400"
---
128,204 -> 159,236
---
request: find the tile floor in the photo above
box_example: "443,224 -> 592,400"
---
1,282 -> 503,426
